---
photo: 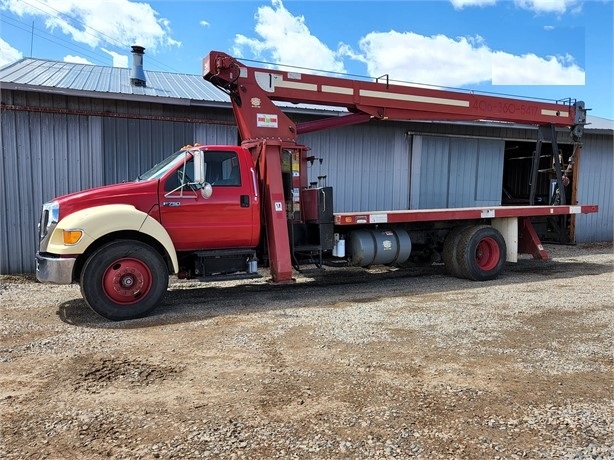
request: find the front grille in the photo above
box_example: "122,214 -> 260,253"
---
38,202 -> 58,248
40,209 -> 49,240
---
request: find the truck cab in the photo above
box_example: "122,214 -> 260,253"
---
157,146 -> 260,251
36,144 -> 260,320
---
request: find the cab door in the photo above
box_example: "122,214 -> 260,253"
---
159,150 -> 257,251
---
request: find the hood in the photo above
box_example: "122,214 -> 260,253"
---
54,180 -> 160,220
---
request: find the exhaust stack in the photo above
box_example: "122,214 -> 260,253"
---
130,45 -> 146,87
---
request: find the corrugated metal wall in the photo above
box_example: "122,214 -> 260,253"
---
102,118 -> 237,187
409,135 -> 505,209
103,118 -> 189,183
1,106 -> 104,274
300,123 -> 410,212
575,135 -> 614,242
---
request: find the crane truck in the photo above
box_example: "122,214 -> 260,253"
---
35,50 -> 598,321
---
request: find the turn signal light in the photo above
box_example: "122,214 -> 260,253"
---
63,229 -> 83,245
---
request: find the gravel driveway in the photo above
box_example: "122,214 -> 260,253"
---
1,243 -> 613,459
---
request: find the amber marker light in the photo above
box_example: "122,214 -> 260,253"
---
63,229 -> 83,245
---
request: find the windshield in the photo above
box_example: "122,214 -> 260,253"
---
137,150 -> 190,181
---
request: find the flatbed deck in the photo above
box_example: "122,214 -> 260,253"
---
334,204 -> 599,225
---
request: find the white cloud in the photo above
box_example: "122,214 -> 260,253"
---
342,30 -> 584,87
450,0 -> 497,10
492,52 -> 585,84
63,55 -> 93,65
0,38 -> 23,66
450,0 -> 582,13
0,0 -> 180,51
232,0 -> 345,74
230,0 -> 583,89
101,48 -> 129,68
514,0 -> 581,14
343,31 -> 493,87
200,20 -> 210,27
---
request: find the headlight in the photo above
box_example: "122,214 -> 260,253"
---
39,201 -> 59,241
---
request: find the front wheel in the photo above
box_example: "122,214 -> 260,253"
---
456,225 -> 506,281
80,240 -> 169,321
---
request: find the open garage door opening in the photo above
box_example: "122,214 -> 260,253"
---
502,139 -> 577,244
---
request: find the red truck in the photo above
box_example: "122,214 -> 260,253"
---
36,51 -> 598,320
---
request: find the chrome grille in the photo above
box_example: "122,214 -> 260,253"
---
38,202 -> 59,248
39,209 -> 49,240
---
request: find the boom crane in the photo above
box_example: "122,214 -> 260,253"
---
31,51 -> 598,321
203,50 -> 587,283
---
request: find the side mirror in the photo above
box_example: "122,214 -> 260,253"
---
201,182 -> 213,199
192,148 -> 206,184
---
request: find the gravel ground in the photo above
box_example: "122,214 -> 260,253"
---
1,242 -> 613,459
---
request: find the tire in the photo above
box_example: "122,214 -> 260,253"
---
80,240 -> 169,321
456,225 -> 506,281
442,226 -> 466,277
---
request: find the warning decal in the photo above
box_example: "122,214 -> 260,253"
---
257,113 -> 279,128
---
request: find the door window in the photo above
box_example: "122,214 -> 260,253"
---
205,151 -> 241,186
164,156 -> 196,193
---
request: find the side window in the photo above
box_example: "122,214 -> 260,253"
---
164,157 -> 195,192
219,156 -> 241,186
204,152 -> 241,186
205,157 -> 221,184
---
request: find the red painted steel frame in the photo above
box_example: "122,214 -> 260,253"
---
204,51 -> 585,129
518,217 -> 550,260
333,205 -> 598,226
249,140 -> 295,283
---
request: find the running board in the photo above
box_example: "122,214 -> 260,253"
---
197,272 -> 262,282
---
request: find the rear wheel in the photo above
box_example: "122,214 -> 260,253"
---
456,225 -> 506,281
80,240 -> 168,321
443,226 -> 466,277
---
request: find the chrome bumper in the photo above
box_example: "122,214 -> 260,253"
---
35,252 -> 76,284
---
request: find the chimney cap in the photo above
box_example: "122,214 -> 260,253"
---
131,45 -> 145,54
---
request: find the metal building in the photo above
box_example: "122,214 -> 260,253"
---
1,54 -> 612,274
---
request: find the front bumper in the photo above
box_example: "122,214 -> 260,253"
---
35,252 -> 76,284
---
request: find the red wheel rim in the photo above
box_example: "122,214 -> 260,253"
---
475,237 -> 500,271
102,258 -> 152,305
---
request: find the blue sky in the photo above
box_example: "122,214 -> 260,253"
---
1,0 -> 612,118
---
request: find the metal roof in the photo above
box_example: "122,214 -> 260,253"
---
585,115 -> 614,132
0,57 -> 611,129
0,57 -> 230,105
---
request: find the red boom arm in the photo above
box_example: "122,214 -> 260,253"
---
203,50 -> 587,143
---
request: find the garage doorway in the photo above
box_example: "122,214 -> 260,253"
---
502,139 -> 577,243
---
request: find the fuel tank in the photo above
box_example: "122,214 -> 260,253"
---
349,228 -> 412,267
